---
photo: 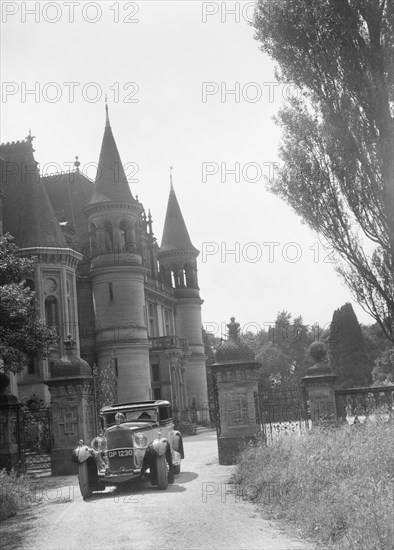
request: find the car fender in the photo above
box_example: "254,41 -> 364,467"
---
71,444 -> 92,464
172,431 -> 184,459
151,437 -> 168,457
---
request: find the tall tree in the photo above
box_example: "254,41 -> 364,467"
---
256,311 -> 314,388
371,347 -> 394,385
361,322 -> 391,367
0,234 -> 57,373
253,0 -> 394,341
328,303 -> 371,387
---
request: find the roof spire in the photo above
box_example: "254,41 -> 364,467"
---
105,94 -> 110,127
26,129 -> 35,146
170,166 -> 174,191
160,178 -> 198,254
88,105 -> 134,204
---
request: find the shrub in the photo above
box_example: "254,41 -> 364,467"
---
233,414 -> 394,550
0,469 -> 34,520
173,419 -> 197,435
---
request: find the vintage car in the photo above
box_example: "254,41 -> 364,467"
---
72,400 -> 184,499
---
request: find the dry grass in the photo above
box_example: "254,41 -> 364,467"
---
0,469 -> 35,521
233,413 -> 394,550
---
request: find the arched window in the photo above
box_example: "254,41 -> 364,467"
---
24,278 -> 35,291
171,270 -> 177,288
119,221 -> 126,251
27,356 -> 38,375
185,264 -> 197,288
89,222 -> 98,257
45,296 -> 59,331
164,309 -> 173,336
148,302 -> 157,337
104,221 -> 113,253
120,219 -> 134,251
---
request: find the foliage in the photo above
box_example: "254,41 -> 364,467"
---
361,322 -> 393,384
203,328 -> 217,421
173,419 -> 197,435
234,416 -> 394,550
253,0 -> 394,342
362,322 -> 391,368
0,469 -> 34,520
0,234 -> 57,373
329,303 -> 371,387
243,311 -> 314,389
371,347 -> 394,385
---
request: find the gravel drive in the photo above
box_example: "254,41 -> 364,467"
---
1,429 -> 315,550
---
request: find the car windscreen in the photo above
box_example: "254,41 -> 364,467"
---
125,409 -> 156,422
102,408 -> 157,427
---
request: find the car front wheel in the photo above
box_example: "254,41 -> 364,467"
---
156,454 -> 168,490
78,461 -> 95,500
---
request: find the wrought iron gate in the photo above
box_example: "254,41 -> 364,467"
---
259,385 -> 310,445
17,405 -> 53,474
210,369 -> 221,435
92,359 -> 118,422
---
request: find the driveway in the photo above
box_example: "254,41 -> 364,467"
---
1,429 -> 314,550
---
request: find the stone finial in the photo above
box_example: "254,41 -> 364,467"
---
306,341 -> 332,375
26,129 -> 35,143
309,341 -> 327,362
227,317 -> 240,342
64,334 -> 76,352
51,335 -> 91,378
74,155 -> 80,172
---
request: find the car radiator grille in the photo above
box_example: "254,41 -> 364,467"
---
106,429 -> 134,472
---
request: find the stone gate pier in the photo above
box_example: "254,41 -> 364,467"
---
46,336 -> 95,475
302,341 -> 338,424
0,371 -> 20,471
211,318 -> 260,465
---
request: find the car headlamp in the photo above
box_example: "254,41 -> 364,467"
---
133,432 -> 148,448
91,436 -> 107,452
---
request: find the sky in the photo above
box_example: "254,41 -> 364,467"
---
1,0 -> 374,339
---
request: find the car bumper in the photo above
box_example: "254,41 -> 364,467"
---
97,469 -> 143,484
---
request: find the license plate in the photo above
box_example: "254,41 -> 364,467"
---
108,449 -> 133,458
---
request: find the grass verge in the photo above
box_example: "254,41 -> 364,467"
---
0,469 -> 35,521
233,416 -> 394,550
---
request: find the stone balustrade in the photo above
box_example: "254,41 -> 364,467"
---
149,335 -> 189,353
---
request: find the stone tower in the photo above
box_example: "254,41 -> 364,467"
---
83,106 -> 151,402
158,178 -> 208,410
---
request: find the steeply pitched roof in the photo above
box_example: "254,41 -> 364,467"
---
0,140 -> 67,248
42,170 -> 93,247
160,184 -> 198,253
89,106 -> 134,204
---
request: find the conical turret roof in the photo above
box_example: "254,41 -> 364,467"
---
89,105 -> 134,204
160,182 -> 198,254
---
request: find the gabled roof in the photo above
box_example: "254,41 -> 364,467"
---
42,170 -> 93,247
89,106 -> 134,204
160,184 -> 198,254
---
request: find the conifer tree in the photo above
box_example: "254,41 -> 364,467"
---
328,303 -> 371,387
